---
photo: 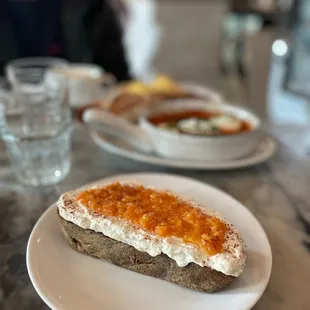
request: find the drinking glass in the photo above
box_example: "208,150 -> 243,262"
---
1,58 -> 72,186
6,57 -> 69,106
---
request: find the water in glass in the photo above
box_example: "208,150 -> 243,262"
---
2,58 -> 72,186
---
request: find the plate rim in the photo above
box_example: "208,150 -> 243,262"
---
91,131 -> 277,170
27,172 -> 272,310
26,205 -> 60,310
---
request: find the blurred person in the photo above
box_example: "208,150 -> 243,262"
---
116,0 -> 161,83
1,0 -> 131,81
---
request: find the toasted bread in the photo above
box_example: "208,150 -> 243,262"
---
57,182 -> 246,293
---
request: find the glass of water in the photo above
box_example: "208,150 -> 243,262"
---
1,58 -> 72,186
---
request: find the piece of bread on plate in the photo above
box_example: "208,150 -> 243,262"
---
76,77 -> 203,123
76,92 -> 152,123
57,181 -> 246,293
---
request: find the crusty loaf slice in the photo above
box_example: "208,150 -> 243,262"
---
59,215 -> 235,293
57,182 -> 245,293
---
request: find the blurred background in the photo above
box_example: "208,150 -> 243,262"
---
153,0 -> 308,125
1,0 -> 309,125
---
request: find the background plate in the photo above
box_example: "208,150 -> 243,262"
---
92,132 -> 276,170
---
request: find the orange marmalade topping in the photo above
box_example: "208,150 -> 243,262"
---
77,183 -> 228,255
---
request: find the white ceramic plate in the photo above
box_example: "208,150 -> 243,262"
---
181,83 -> 223,103
71,82 -> 223,108
27,173 -> 272,310
91,131 -> 276,170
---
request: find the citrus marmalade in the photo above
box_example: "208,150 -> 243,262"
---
77,183 -> 228,255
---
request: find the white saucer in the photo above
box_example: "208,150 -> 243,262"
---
27,173 -> 272,310
91,132 -> 276,170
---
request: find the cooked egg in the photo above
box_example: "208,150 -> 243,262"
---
177,118 -> 214,135
211,115 -> 242,134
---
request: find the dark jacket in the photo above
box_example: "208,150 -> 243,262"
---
0,0 -> 131,81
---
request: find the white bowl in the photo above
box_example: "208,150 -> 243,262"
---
139,100 -> 262,161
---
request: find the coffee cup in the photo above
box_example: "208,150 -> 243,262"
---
55,63 -> 115,107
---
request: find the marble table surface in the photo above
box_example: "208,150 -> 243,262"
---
0,123 -> 310,310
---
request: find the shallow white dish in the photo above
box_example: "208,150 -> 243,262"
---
103,82 -> 224,107
182,83 -> 223,103
27,173 -> 272,310
139,101 -> 262,161
91,131 -> 276,170
74,81 -> 223,109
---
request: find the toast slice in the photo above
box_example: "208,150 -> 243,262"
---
57,182 -> 246,292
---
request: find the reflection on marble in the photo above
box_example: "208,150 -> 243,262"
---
0,124 -> 310,310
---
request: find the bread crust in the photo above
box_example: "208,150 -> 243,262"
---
59,215 -> 235,293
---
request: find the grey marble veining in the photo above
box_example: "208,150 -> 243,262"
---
0,123 -> 310,310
